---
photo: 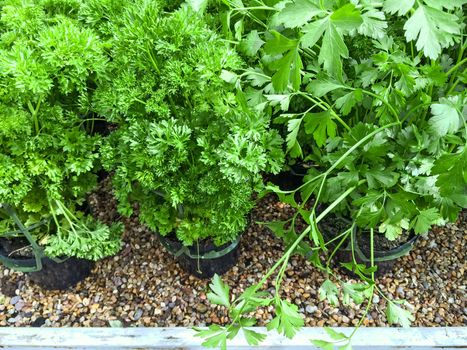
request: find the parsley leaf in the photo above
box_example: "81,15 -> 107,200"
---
304,110 -> 337,147
412,208 -> 442,234
386,301 -> 415,328
319,279 -> 340,306
267,299 -> 304,339
403,3 -> 462,59
207,274 -> 231,307
276,0 -> 325,28
429,96 -> 463,137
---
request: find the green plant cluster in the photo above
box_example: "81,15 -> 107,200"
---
0,0 -> 465,347
218,0 -> 466,237
96,1 -> 284,246
196,0 -> 467,348
0,0 -> 121,261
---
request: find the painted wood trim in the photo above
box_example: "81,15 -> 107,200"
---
0,327 -> 465,349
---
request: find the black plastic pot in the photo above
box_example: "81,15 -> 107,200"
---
267,163 -> 308,191
335,228 -> 419,277
158,234 -> 241,279
0,238 -> 94,290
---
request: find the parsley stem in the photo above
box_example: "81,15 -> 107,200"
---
370,228 -> 375,281
326,227 -> 352,267
28,100 -> 42,135
360,90 -> 400,124
296,92 -> 351,131
226,122 -> 397,332
231,6 -> 276,11
349,284 -> 374,338
446,57 -> 467,77
400,102 -> 432,124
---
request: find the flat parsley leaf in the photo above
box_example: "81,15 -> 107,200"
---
403,2 -> 462,59
267,299 -> 304,339
240,30 -> 265,57
303,110 -> 337,147
276,0 -> 325,28
386,301 -> 415,328
319,279 -> 339,306
412,208 -> 442,234
207,274 -> 231,307
429,96 -> 463,137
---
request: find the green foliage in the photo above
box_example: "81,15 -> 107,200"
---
98,1 -> 284,246
207,274 -> 231,307
0,0 -> 121,261
217,0 -> 466,237
197,0 -> 466,348
319,279 -> 340,306
386,300 -> 415,327
266,299 -> 304,339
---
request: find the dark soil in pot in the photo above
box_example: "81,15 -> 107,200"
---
318,215 -> 419,276
158,234 -> 241,279
335,230 -> 418,277
87,119 -> 117,137
266,163 -> 309,191
0,237 -> 94,290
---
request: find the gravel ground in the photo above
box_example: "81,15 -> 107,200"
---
0,180 -> 465,328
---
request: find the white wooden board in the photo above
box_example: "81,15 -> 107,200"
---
0,327 -> 465,349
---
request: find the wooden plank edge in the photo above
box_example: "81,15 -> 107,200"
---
0,327 -> 465,349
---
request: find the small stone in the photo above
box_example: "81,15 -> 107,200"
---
82,298 -> 90,307
305,305 -> 317,314
15,301 -> 25,311
133,308 -> 143,321
196,304 -> 209,314
9,296 -> 20,305
31,317 -> 46,327
372,295 -> 380,304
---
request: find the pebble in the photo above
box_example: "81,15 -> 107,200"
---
133,309 -> 143,321
15,301 -> 25,311
0,186 -> 464,329
9,296 -> 20,305
305,305 -> 318,314
195,304 -> 209,314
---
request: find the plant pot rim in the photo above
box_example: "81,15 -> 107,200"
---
157,233 -> 241,260
348,226 -> 419,263
0,237 -> 70,271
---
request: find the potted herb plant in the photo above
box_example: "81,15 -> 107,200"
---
195,0 -> 466,348
0,0 -> 122,290
94,1 -> 284,279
